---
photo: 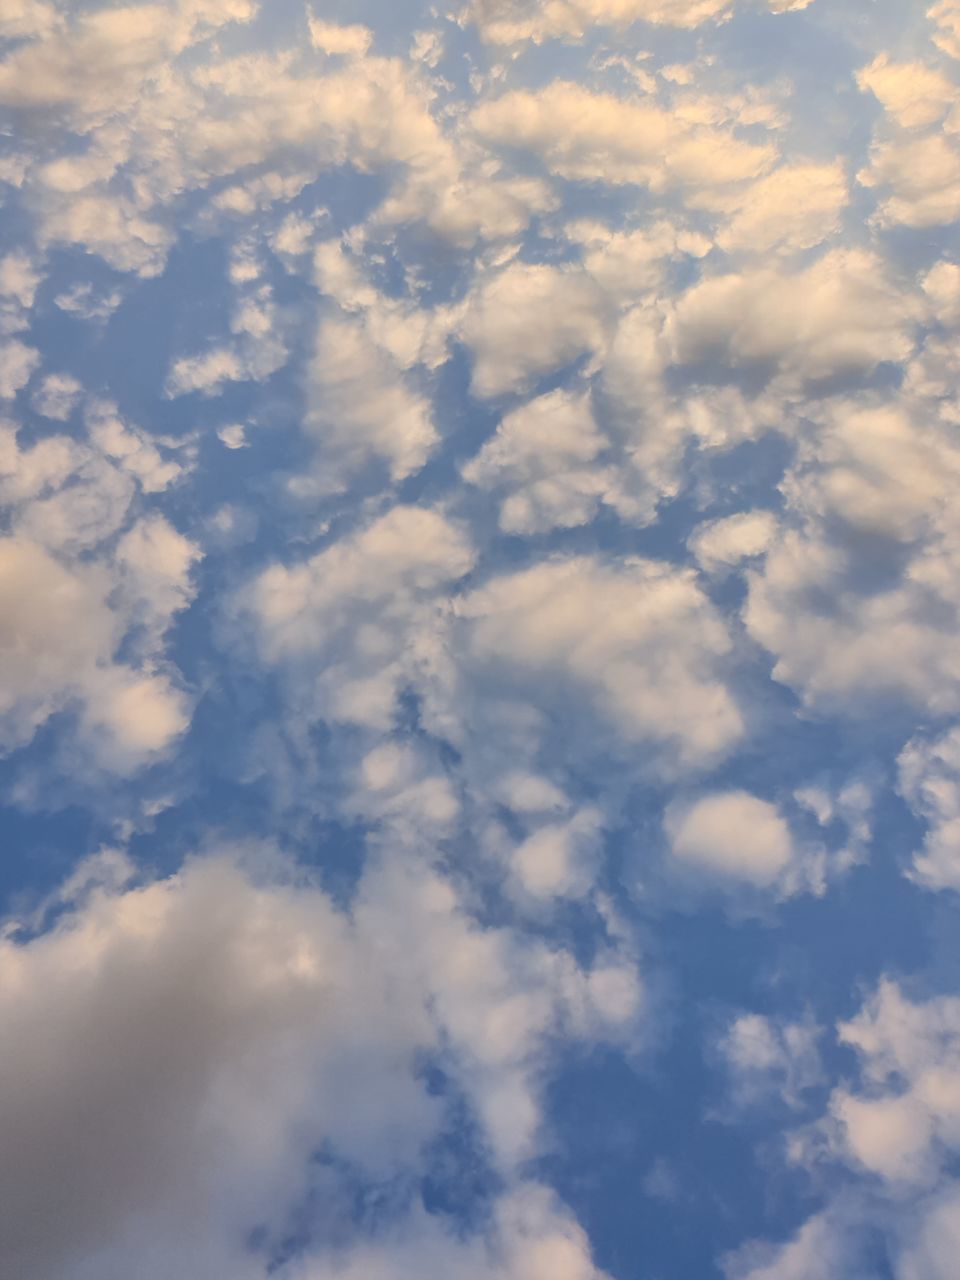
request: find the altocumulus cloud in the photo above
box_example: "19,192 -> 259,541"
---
0,0 -> 958,1277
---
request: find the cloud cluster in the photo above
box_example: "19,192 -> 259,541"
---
0,843 -> 637,1278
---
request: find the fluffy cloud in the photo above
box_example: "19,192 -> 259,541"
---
860,133 -> 960,229
665,791 -> 793,886
930,0 -> 960,60
471,81 -> 775,205
717,162 -> 848,255
301,316 -> 438,487
724,1209 -> 866,1280
31,372 -> 83,420
690,511 -> 778,574
287,1184 -> 611,1280
716,1012 -> 823,1109
899,1186 -> 960,1280
460,263 -> 611,399
0,844 -> 636,1276
248,505 -> 474,730
826,981 -> 960,1187
455,556 -> 744,769
465,0 -> 734,45
857,54 -> 957,130
0,537 -> 190,767
898,726 -> 960,891
664,250 -> 919,386
0,338 -> 40,397
462,389 -> 616,533
743,401 -> 960,714
0,403 -> 195,770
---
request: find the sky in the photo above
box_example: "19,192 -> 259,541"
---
0,1 -> 959,1277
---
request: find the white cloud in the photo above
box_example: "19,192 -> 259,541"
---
717,1012 -> 823,1108
248,505 -> 474,731
167,346 -> 245,396
509,806 -> 605,901
0,535 -> 190,769
0,338 -> 40,397
455,556 -> 744,769
0,249 -> 42,332
53,282 -> 123,322
31,371 -> 83,420
665,791 -> 793,887
743,402 -> 960,715
301,315 -> 438,487
724,1209 -> 862,1280
717,162 -> 848,255
898,725 -> 960,891
115,514 -> 202,637
923,260 -> 960,327
825,980 -> 960,1187
86,399 -> 184,494
859,132 -> 960,229
857,54 -> 957,129
462,388 -> 615,533
0,840 -> 637,1275
218,423 -> 247,449
690,511 -> 778,574
465,0 -> 734,45
460,263 -> 610,398
167,284 -> 288,397
288,1183 -> 611,1280
899,1186 -> 960,1280
930,0 -> 960,60
665,250 -> 919,385
471,81 -> 775,205
307,17 -> 372,57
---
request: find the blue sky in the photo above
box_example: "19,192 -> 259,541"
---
1,1 -> 959,1277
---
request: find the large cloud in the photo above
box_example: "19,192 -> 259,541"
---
0,846 -> 637,1278
471,81 -> 775,206
743,402 -> 960,715
453,555 -> 744,770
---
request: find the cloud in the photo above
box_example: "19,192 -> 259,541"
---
0,338 -> 40,397
461,263 -> 611,399
826,980 -> 960,1187
465,0 -> 734,45
857,54 -> 957,130
664,250 -> 919,386
31,372 -> 83,420
690,511 -> 778,574
899,1186 -> 960,1280
471,81 -> 775,205
462,388 -> 616,533
307,17 -> 373,57
923,260 -> 960,328
717,162 -> 848,255
743,402 -> 960,715
301,315 -> 438,487
860,133 -> 960,230
0,840 -> 640,1275
930,0 -> 960,60
288,1183 -> 611,1279
665,791 -> 793,887
455,555 -> 744,769
0,249 -> 42,333
0,405 -> 195,771
248,505 -> 474,730
723,1208 -> 866,1280
716,1011 -> 823,1109
507,806 -> 606,901
0,851 -> 436,1278
898,725 -> 960,891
